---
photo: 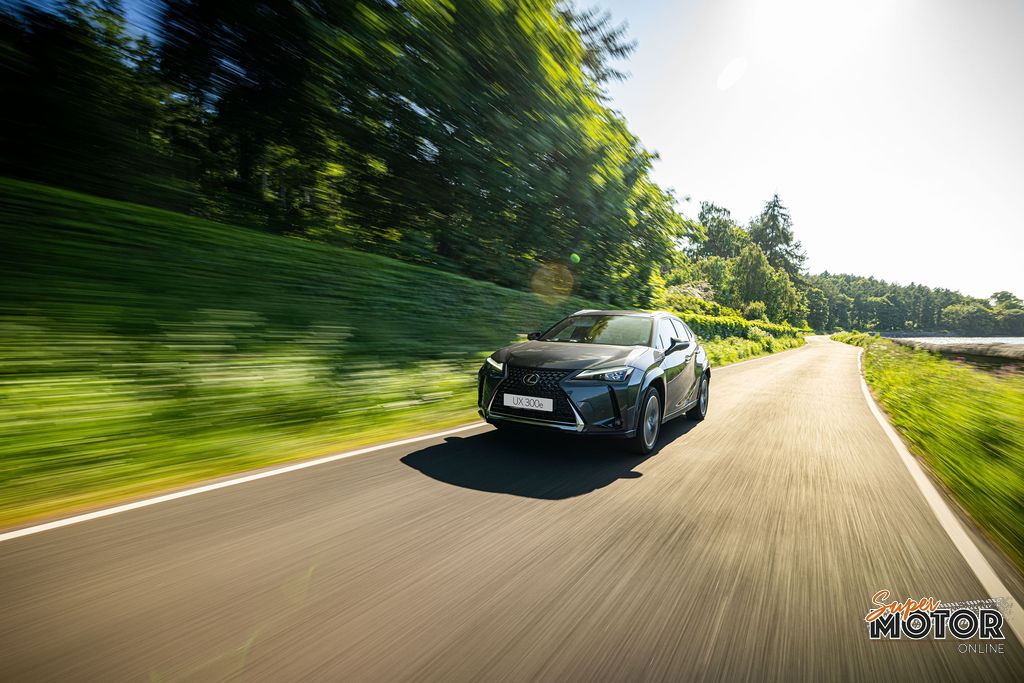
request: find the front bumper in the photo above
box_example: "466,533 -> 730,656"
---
478,366 -> 640,437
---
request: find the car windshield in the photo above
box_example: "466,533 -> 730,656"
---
540,315 -> 653,346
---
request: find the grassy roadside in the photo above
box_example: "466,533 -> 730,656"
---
703,330 -> 805,365
832,332 -> 1024,571
0,179 -> 585,526
0,178 -> 805,528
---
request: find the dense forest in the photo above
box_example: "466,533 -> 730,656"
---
1,0 -> 1019,334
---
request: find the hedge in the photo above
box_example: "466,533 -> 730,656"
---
674,312 -> 808,340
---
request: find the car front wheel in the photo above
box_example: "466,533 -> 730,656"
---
630,387 -> 661,455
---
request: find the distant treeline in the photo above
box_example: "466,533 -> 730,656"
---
668,199 -> 1023,335
806,274 -> 1023,335
0,0 -> 1018,334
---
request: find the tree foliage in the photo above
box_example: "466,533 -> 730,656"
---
560,3 -> 636,87
1,0 -> 1017,332
808,273 -> 1023,334
748,194 -> 806,280
689,202 -> 750,259
805,287 -> 829,331
0,0 -> 692,306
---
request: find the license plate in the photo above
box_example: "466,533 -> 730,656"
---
503,393 -> 553,412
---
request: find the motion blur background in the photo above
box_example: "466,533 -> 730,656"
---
0,1 -> 1021,561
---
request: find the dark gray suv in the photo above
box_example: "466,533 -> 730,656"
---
478,310 -> 711,453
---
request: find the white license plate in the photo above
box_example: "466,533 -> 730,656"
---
503,393 -> 553,412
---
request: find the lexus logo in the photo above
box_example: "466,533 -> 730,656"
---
523,373 -> 540,386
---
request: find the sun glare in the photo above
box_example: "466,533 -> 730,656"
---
744,0 -> 894,91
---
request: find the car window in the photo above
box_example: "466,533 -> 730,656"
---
655,319 -> 675,350
540,315 -> 653,346
672,318 -> 694,341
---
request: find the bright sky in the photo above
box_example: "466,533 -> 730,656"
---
598,0 -> 1024,298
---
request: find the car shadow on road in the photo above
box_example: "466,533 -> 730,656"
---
400,418 -> 699,499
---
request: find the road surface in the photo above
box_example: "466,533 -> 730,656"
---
1,336 -> 1021,681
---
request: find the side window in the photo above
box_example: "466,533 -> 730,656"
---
672,319 -> 694,342
656,319 -> 675,350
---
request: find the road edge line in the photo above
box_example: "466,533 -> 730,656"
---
0,422 -> 488,544
855,348 -> 1024,642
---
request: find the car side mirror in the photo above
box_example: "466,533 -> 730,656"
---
668,337 -> 691,354
526,331 -> 541,341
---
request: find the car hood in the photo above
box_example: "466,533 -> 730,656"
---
497,341 -> 646,370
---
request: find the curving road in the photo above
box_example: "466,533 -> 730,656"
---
1,337 -> 1022,681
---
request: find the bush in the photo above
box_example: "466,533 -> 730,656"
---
704,334 -> 804,366
745,325 -> 769,343
742,301 -> 767,320
675,311 -> 808,340
657,287 -> 742,317
830,331 -> 875,346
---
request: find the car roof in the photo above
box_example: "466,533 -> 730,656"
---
571,309 -> 676,318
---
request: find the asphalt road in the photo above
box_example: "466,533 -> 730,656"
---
1,336 -> 1022,681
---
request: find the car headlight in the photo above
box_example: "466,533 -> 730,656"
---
485,356 -> 505,376
573,366 -> 634,382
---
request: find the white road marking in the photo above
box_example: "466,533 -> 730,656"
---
0,422 -> 489,544
856,348 -> 1024,642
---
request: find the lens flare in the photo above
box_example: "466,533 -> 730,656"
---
530,262 -> 574,301
716,56 -> 748,91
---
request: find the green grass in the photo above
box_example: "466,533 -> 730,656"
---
832,332 -> 1024,570
0,179 -> 597,525
0,178 -> 806,527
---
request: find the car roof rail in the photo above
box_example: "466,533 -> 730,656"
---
572,309 -> 654,316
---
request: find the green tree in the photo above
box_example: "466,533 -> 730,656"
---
691,202 -> 751,259
732,245 -> 774,308
805,287 -> 829,330
689,256 -> 736,308
158,0 -> 345,228
829,292 -> 854,330
150,0 -> 688,303
749,194 -> 806,279
560,3 -> 636,87
866,296 -> 901,330
991,291 -> 1023,310
942,303 -> 996,334
996,309 -> 1024,335
0,1 -> 175,203
768,269 -> 807,326
742,301 -> 767,320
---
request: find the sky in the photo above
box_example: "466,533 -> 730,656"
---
596,0 -> 1024,298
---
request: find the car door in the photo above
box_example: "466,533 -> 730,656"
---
655,318 -> 687,415
671,318 -> 700,408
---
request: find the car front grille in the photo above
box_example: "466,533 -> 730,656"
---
491,366 -> 577,423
